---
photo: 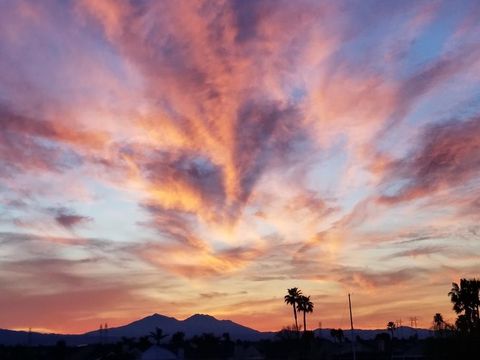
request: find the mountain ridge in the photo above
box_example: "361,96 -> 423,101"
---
81,312 -> 263,341
0,313 -> 434,346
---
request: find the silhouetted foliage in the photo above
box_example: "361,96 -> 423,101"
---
386,321 -> 396,339
3,279 -> 480,359
432,312 -> 454,337
170,331 -> 185,350
276,325 -> 298,341
297,295 -> 314,333
284,288 -> 302,332
188,333 -> 225,359
149,327 -> 168,345
330,328 -> 344,343
137,335 -> 152,351
448,278 -> 480,334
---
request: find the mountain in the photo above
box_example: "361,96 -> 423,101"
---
181,314 -> 266,339
0,313 -> 434,346
84,313 -> 266,341
0,329 -> 79,346
87,313 -> 180,338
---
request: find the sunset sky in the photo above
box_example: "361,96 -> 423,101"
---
1,0 -> 480,334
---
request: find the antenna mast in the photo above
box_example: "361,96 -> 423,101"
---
348,293 -> 356,360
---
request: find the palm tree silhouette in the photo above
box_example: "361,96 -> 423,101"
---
284,288 -> 302,332
448,278 -> 480,333
297,295 -> 314,333
149,327 -> 168,345
433,313 -> 446,337
387,321 -> 396,339
433,313 -> 444,330
330,328 -> 344,343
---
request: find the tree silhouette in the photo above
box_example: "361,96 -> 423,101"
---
170,331 -> 185,350
276,325 -> 298,341
330,328 -> 344,343
137,335 -> 152,351
448,278 -> 480,333
387,321 -> 396,339
149,327 -> 168,345
433,313 -> 444,332
284,288 -> 302,332
297,295 -> 314,333
120,336 -> 135,350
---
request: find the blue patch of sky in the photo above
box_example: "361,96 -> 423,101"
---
290,86 -> 307,103
0,7 -> 136,109
303,135 -> 377,218
403,76 -> 480,128
375,65 -> 480,160
359,199 -> 453,236
381,65 -> 480,152
381,179 -> 410,198
338,182 -> 372,216
325,7 -> 406,77
73,181 -> 151,243
305,136 -> 348,195
398,2 -> 467,79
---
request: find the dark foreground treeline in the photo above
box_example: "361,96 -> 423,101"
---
2,278 -> 478,359
0,330 -> 479,360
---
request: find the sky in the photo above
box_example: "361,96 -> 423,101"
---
0,0 -> 479,334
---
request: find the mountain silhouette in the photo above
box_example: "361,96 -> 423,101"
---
0,313 -> 433,346
86,313 -> 180,338
83,313 -> 265,340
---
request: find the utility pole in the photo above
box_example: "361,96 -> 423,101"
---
410,316 -> 418,338
348,293 -> 356,360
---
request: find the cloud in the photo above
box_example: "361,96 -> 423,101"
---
140,203 -> 207,250
383,245 -> 446,260
339,267 -> 425,290
0,0 -> 479,333
378,117 -> 480,203
136,241 -> 264,279
0,104 -> 107,179
232,100 -> 305,204
199,291 -> 229,299
52,208 -> 93,230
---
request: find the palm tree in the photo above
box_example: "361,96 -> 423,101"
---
149,327 -> 168,345
284,288 -> 302,332
433,313 -> 446,337
336,328 -> 344,343
330,328 -> 344,343
433,313 -> 444,330
297,295 -> 314,333
448,278 -> 480,333
387,321 -> 396,339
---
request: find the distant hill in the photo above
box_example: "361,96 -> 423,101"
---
84,313 -> 267,341
0,329 -> 80,346
0,313 -> 433,346
315,327 -> 433,340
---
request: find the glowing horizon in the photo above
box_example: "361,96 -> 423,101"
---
1,0 -> 479,334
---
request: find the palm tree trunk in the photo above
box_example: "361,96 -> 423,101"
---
293,304 -> 299,332
303,311 -> 307,333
